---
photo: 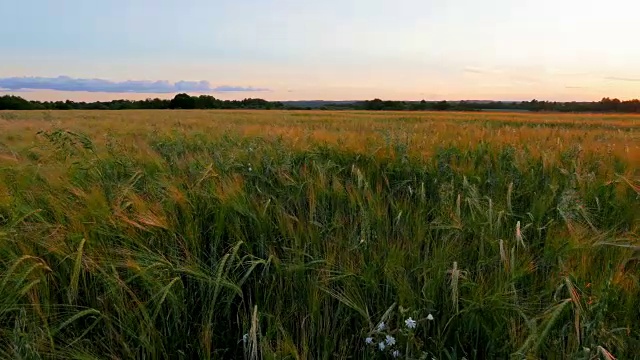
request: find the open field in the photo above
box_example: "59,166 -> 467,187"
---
0,110 -> 639,359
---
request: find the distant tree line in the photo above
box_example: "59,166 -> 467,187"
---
356,98 -> 640,112
0,94 -> 287,110
2,93 -> 640,113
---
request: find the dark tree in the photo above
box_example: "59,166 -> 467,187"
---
169,93 -> 197,109
433,100 -> 451,111
0,95 -> 34,110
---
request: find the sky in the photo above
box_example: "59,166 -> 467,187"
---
1,0 -> 639,101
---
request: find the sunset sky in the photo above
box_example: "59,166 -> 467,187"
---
1,0 -> 639,101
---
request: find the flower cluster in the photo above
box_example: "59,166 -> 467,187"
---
363,316 -> 425,358
363,321 -> 400,357
363,308 -> 437,359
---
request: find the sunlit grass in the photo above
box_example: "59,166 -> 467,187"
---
0,110 -> 638,359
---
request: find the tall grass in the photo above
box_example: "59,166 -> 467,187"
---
0,110 -> 638,359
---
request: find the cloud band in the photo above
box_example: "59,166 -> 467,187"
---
0,76 -> 269,93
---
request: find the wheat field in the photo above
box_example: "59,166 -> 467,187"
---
0,110 -> 638,359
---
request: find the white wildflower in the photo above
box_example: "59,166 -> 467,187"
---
385,335 -> 396,346
392,350 -> 401,358
405,317 -> 417,329
365,337 -> 373,345
378,342 -> 386,351
377,322 -> 386,331
427,313 -> 434,321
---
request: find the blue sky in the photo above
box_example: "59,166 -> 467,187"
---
1,0 -> 639,101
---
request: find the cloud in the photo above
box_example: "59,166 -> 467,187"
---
565,86 -> 585,89
0,76 -> 269,93
0,88 -> 35,93
462,67 -> 487,74
604,76 -> 640,82
212,85 -> 268,92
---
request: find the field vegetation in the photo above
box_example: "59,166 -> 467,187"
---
0,110 -> 638,359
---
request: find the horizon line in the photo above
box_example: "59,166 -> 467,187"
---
0,93 -> 630,104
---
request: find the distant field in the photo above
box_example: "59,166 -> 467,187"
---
0,110 -> 638,359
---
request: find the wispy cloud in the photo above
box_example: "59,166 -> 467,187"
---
604,76 -> 640,82
565,86 -> 585,89
0,76 -> 269,93
212,85 -> 268,92
462,67 -> 489,74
